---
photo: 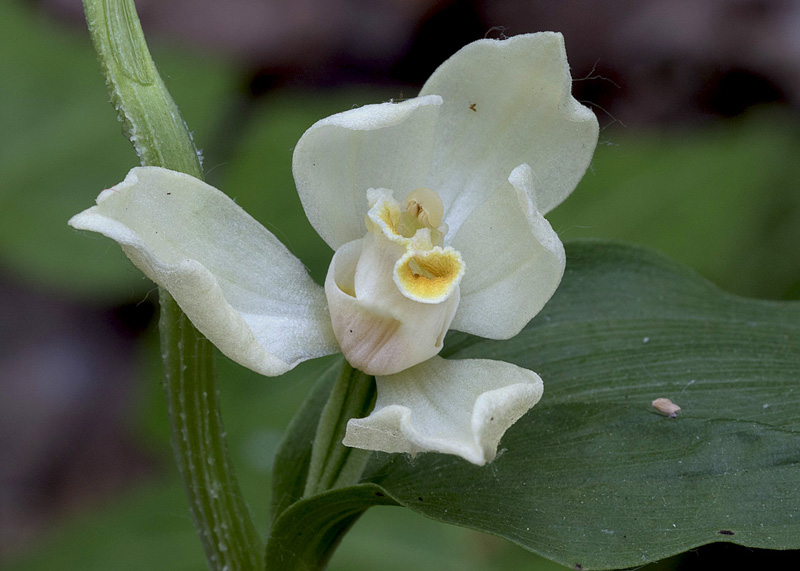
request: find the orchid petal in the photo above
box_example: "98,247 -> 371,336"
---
69,167 -> 339,376
420,32 -> 598,235
293,95 -> 442,250
450,164 -> 565,339
343,356 -> 543,465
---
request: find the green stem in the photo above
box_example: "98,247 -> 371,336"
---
303,364 -> 376,497
83,0 -> 263,568
160,296 -> 262,570
83,0 -> 203,177
266,360 -> 382,571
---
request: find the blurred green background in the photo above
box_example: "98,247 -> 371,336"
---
2,0 -> 799,569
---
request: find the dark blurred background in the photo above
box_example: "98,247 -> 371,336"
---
2,0 -> 799,569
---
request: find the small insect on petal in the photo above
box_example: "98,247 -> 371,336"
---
652,397 -> 681,418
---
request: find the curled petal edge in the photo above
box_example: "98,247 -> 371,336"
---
343,356 -> 543,465
420,31 -> 599,222
450,163 -> 565,340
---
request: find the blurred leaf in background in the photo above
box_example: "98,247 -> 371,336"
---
549,115 -> 800,301
0,0 -> 235,302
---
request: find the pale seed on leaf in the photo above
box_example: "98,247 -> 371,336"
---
652,398 -> 681,418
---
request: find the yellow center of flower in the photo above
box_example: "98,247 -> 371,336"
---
394,246 -> 465,304
363,187 -> 465,304
367,187 -> 449,249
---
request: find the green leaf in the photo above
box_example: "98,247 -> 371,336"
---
362,240 -> 800,570
266,485 -> 398,571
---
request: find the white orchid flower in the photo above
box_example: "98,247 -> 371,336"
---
70,32 -> 598,465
